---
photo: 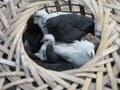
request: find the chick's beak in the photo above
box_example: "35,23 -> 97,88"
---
40,38 -> 44,43
34,12 -> 39,17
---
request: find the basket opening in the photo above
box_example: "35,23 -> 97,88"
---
22,14 -> 74,71
22,1 -> 97,71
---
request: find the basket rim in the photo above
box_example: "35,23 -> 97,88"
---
0,0 -> 120,90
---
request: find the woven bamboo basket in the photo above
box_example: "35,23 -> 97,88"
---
0,0 -> 120,90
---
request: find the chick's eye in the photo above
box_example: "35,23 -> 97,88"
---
45,39 -> 49,41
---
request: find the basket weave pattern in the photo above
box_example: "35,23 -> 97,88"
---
0,0 -> 120,90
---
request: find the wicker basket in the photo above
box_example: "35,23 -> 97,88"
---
0,0 -> 120,90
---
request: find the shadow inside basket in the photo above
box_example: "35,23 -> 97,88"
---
22,0 -> 96,71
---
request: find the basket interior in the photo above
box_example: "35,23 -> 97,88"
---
22,0 -> 97,71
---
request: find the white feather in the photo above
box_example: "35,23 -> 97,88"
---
54,40 -> 95,67
35,34 -> 55,61
94,19 -> 117,39
36,34 -> 95,67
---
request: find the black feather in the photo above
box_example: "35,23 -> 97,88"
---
45,14 -> 95,43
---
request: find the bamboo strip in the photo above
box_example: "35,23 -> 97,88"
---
75,73 -> 96,78
0,78 -> 5,90
101,45 -> 118,56
0,60 -> 35,89
115,38 -> 120,47
103,32 -> 119,50
98,10 -> 110,50
0,10 -> 9,29
95,64 -> 118,86
98,0 -> 103,27
96,8 -> 111,90
115,25 -> 120,32
22,53 -> 45,86
13,83 -> 36,90
4,6 -> 40,47
15,36 -> 21,72
7,22 -> 25,60
103,3 -> 120,10
116,79 -> 120,83
52,85 -> 64,90
63,67 -> 106,74
0,34 -> 7,42
20,35 -> 32,83
68,83 -> 78,90
0,71 -> 25,77
0,63 -> 34,90
41,69 -> 70,88
101,9 -> 110,39
4,21 -> 26,48
21,51 -> 32,79
0,6 -> 11,24
0,58 -> 15,67
37,70 -> 58,88
112,51 -> 120,71
96,67 -> 103,90
110,14 -> 120,23
105,55 -> 118,90
51,71 -> 84,84
35,84 -> 49,90
4,22 -> 18,37
38,69 -> 70,89
81,78 -> 92,90
10,6 -> 40,24
20,0 -> 27,11
91,0 -> 99,19
0,21 -> 4,31
4,7 -> 39,37
0,44 -> 9,54
103,87 -> 113,90
111,0 -> 120,6
0,30 -> 4,37
9,0 -> 16,17
26,1 -> 53,9
92,58 -> 113,67
13,1 -> 54,24
83,0 -> 96,18
2,78 -> 34,90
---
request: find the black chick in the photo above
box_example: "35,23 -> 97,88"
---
23,15 -> 43,53
45,14 -> 95,43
